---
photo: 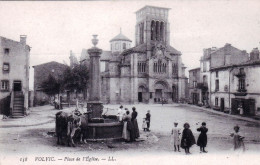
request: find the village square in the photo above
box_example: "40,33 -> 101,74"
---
0,1 -> 260,164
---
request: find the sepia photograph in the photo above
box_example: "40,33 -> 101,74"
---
0,0 -> 260,164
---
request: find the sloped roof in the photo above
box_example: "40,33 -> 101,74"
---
121,43 -> 147,55
189,67 -> 200,72
80,49 -> 112,61
167,46 -> 182,55
32,61 -> 68,68
121,44 -> 181,56
110,32 -> 132,42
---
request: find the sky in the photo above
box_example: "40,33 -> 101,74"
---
0,0 -> 259,89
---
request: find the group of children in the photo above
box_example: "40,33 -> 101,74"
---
170,122 -> 245,154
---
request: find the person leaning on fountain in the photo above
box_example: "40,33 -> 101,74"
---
117,105 -> 124,122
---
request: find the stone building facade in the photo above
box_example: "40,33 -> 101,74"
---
78,6 -> 188,104
33,61 -> 69,105
199,44 -> 249,106
196,44 -> 260,116
210,58 -> 260,116
0,35 -> 30,117
188,67 -> 201,105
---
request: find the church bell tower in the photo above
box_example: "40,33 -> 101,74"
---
135,6 -> 171,47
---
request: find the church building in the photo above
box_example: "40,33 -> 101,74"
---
79,6 -> 188,104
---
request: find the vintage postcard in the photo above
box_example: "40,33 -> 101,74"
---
0,0 -> 260,164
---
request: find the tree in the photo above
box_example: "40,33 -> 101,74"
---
41,74 -> 61,97
61,64 -> 89,99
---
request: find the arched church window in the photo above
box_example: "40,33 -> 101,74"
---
158,60 -> 162,72
139,22 -> 144,44
123,43 -> 126,50
151,20 -> 155,40
155,21 -> 160,41
142,22 -> 144,43
163,63 -> 166,73
138,62 -> 146,73
173,64 -> 178,75
160,22 -> 164,41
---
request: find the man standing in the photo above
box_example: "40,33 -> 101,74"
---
146,110 -> 151,131
60,95 -> 63,109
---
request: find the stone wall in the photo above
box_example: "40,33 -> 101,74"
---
210,64 -> 260,115
0,36 -> 30,114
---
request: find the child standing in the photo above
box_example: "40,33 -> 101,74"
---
181,123 -> 196,154
230,125 -> 245,152
172,122 -> 181,152
197,122 -> 208,153
146,110 -> 151,131
142,118 -> 147,131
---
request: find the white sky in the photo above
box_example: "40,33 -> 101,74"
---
0,0 -> 259,89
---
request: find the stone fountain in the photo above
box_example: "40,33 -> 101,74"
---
86,35 -> 123,141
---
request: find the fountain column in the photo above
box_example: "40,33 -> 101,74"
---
87,35 -> 103,118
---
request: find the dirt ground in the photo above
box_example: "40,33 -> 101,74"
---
1,104 -> 260,164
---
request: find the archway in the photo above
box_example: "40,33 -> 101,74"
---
138,85 -> 147,102
172,85 -> 178,103
154,81 -> 169,103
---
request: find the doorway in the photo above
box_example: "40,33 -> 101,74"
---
220,98 -> 225,111
192,93 -> 199,105
13,81 -> 22,91
155,89 -> 162,102
138,92 -> 143,102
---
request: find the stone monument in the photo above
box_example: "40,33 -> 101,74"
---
85,35 -> 123,141
87,35 -> 103,119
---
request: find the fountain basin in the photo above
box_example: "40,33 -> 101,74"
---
86,121 -> 123,141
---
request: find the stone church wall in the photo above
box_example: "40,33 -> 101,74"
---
109,78 -> 120,104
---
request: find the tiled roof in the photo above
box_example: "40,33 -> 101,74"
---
167,46 -> 181,55
122,44 -> 181,56
110,33 -> 132,42
32,61 -> 68,68
80,49 -> 112,61
121,44 -> 147,55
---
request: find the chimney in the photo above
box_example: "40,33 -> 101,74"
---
20,35 -> 27,45
225,43 -> 231,47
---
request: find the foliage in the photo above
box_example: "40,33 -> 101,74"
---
41,74 -> 61,96
61,64 -> 89,95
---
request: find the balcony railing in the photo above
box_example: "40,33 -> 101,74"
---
197,83 -> 208,91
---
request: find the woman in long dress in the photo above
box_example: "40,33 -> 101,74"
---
122,110 -> 132,142
131,107 -> 140,139
197,122 -> 208,153
181,123 -> 196,154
